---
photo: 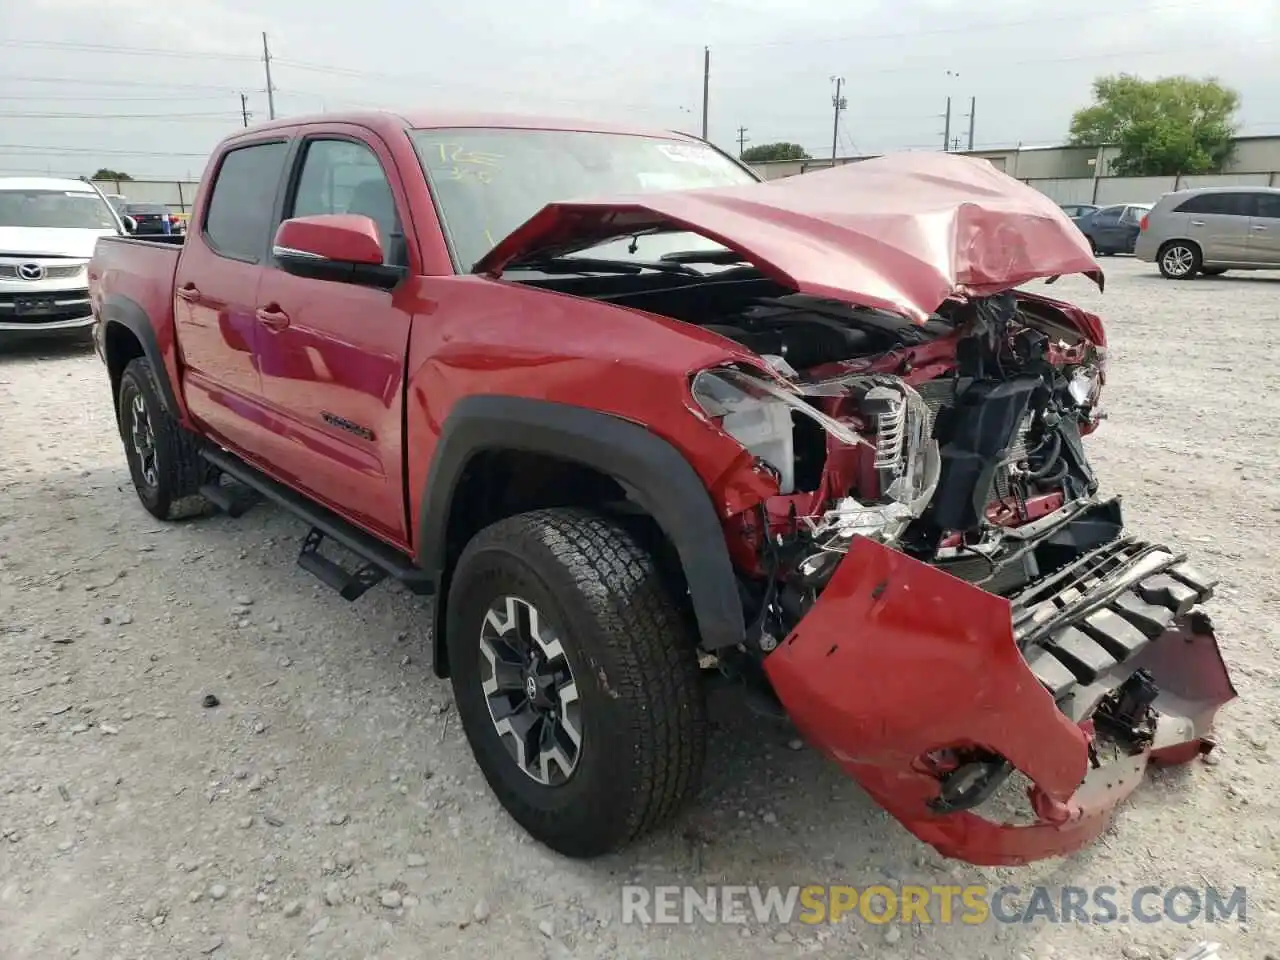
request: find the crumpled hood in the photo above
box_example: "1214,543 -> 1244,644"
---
475,151 -> 1103,323
0,226 -> 116,259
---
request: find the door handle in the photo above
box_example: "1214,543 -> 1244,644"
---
1252,224 -> 1267,231
1189,220 -> 1206,226
255,306 -> 291,331
176,284 -> 200,302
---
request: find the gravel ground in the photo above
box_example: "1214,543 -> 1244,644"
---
1,257 -> 1278,960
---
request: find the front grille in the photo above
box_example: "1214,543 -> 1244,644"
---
915,376 -> 1028,500
0,263 -> 86,280
0,288 -> 91,324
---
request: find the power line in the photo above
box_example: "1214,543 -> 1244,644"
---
0,111 -> 245,120
0,74 -> 247,94
0,143 -> 211,158
0,92 -> 233,103
0,37 -> 258,61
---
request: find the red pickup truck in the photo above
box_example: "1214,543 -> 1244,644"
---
88,110 -> 1234,865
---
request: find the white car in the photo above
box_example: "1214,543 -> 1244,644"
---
0,177 -> 131,343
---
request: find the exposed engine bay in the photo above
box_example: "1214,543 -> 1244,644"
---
676,287 -> 1110,650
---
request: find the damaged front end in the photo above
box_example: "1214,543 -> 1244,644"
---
693,290 -> 1236,866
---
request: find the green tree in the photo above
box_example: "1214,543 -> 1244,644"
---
740,142 -> 811,163
1067,74 -> 1239,176
92,168 -> 133,181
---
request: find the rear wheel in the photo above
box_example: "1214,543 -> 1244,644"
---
117,357 -> 213,520
446,507 -> 707,858
1158,241 -> 1201,280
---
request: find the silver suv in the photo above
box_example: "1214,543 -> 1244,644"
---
1134,186 -> 1280,279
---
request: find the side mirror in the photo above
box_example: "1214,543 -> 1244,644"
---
122,216 -> 137,234
272,214 -> 404,290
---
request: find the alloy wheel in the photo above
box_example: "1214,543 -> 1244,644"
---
129,393 -> 159,489
478,595 -> 583,786
1162,245 -> 1195,277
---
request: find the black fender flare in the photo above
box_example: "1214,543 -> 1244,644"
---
418,395 -> 746,675
100,293 -> 180,416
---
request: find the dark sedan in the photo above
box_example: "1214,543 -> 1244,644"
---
123,202 -> 176,236
1075,203 -> 1151,255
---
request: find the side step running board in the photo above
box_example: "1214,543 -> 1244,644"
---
199,447 -> 434,601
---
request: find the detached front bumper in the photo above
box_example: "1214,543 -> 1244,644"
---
764,509 -> 1235,866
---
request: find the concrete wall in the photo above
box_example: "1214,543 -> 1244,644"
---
91,179 -> 200,213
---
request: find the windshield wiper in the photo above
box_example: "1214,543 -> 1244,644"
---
659,249 -> 751,266
504,256 -> 704,278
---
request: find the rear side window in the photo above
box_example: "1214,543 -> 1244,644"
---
204,141 -> 289,262
1255,194 -> 1280,219
1173,192 -> 1251,217
1093,205 -> 1124,220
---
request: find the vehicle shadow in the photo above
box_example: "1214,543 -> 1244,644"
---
3,463 -> 1216,959
1130,270 -> 1280,287
0,336 -> 96,365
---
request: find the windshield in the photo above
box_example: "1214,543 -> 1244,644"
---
409,128 -> 756,271
0,189 -> 117,230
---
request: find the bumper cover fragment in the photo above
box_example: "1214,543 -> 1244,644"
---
765,528 -> 1235,866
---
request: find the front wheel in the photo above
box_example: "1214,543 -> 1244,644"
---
1158,241 -> 1201,280
117,357 -> 213,520
446,508 -> 707,858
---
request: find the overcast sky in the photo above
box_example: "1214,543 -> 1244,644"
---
1,0 -> 1277,181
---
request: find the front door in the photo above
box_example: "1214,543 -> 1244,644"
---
175,138 -> 290,454
251,129 -> 417,546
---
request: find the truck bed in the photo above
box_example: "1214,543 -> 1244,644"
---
89,235 -> 183,344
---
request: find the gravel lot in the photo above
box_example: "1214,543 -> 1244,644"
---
2,257 -> 1278,960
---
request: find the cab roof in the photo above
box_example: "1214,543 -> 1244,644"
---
237,108 -> 699,143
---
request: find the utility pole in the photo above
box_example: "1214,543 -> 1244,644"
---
700,47 -> 710,140
262,32 -> 276,120
736,126 -> 749,158
830,76 -> 847,164
966,96 -> 976,151
240,93 -> 251,128
942,96 -> 952,151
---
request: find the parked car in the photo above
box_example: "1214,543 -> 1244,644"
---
123,202 -> 177,236
1134,186 -> 1280,279
1075,202 -> 1151,255
1059,202 -> 1098,223
0,176 -> 131,343
87,112 -> 1232,866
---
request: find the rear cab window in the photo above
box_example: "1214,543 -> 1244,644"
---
202,141 -> 290,262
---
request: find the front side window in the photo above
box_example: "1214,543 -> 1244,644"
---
203,141 -> 289,262
1092,205 -> 1124,221
0,188 -> 117,229
409,128 -> 755,270
289,138 -> 402,264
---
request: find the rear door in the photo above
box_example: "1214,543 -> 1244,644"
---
1173,191 -> 1253,262
251,127 -> 418,546
1247,192 -> 1280,266
1087,205 -> 1125,250
174,137 -> 290,454
1117,205 -> 1146,251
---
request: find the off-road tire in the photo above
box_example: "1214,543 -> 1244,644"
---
1158,240 -> 1202,280
117,356 -> 213,520
446,507 -> 707,858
